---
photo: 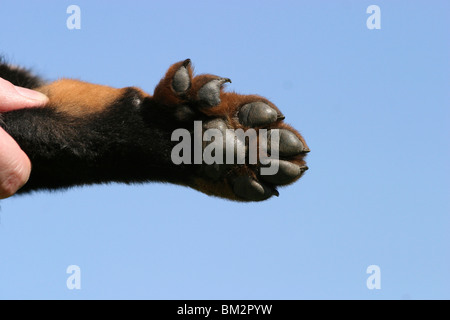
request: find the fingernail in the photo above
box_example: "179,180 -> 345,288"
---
14,86 -> 49,105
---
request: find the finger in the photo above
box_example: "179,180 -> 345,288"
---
0,127 -> 31,199
0,77 -> 48,112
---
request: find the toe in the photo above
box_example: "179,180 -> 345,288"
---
197,77 -> 231,107
260,160 -> 307,185
233,176 -> 274,201
238,102 -> 280,127
172,59 -> 191,93
268,129 -> 305,157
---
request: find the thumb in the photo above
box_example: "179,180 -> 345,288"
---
0,77 -> 48,112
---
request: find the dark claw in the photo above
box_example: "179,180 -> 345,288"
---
268,129 -> 305,157
172,63 -> 191,93
182,58 -> 191,67
238,102 -> 279,127
197,78 -> 231,107
233,176 -> 273,201
260,160 -> 304,185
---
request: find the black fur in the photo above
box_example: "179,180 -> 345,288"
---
0,57 -> 44,89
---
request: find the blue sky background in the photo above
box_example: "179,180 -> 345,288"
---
0,0 -> 448,299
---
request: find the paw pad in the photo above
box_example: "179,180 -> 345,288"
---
268,129 -> 305,157
197,78 -> 231,107
238,102 -> 279,127
172,59 -> 191,93
260,160 -> 307,185
233,176 -> 274,201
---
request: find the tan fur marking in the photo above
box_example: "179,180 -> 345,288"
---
36,79 -> 127,117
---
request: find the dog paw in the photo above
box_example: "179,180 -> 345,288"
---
153,59 -> 309,202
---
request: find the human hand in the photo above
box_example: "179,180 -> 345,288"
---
0,77 -> 48,199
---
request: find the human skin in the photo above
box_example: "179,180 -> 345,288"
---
0,77 -> 48,199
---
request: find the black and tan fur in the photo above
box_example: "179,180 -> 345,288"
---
0,58 -> 309,201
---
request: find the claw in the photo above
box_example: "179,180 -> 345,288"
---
182,58 -> 191,67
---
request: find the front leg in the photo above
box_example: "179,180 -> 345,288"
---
1,59 -> 309,201
1,81 -> 196,192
